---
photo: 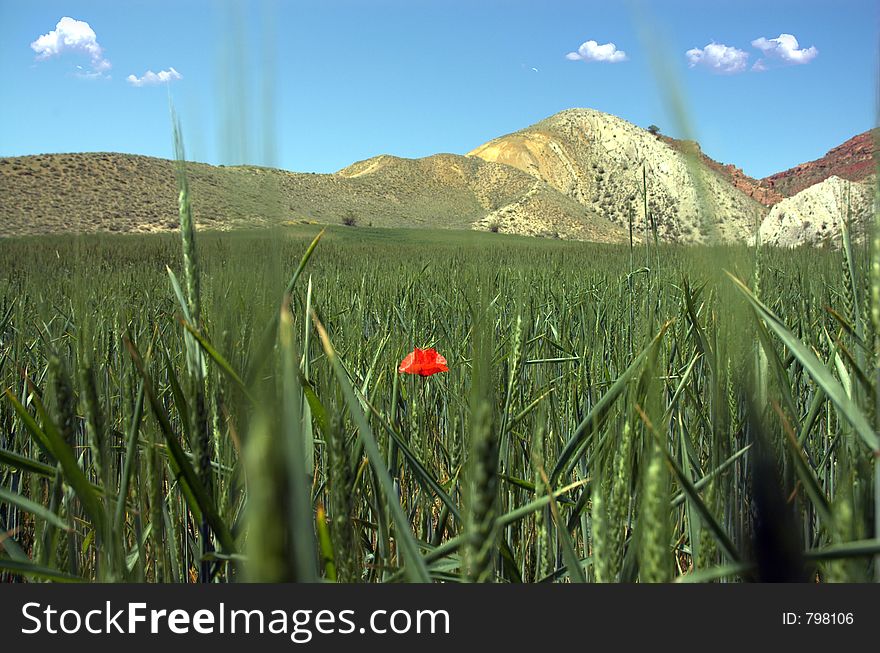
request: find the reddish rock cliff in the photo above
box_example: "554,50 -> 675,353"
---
660,130 -> 876,206
660,136 -> 783,206
761,130 -> 877,199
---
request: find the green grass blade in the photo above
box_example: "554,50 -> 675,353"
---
114,380 -> 145,534
285,228 -> 326,295
180,318 -> 257,404
727,271 -> 878,452
0,487 -> 70,531
278,303 -> 319,582
4,389 -> 56,463
313,311 -> 430,583
26,389 -> 106,533
540,468 -> 585,583
0,558 -> 85,583
124,336 -> 235,554
551,322 -> 670,483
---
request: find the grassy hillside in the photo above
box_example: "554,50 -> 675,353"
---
0,150 -> 623,241
0,152 -> 284,236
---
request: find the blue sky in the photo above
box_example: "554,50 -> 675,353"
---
0,0 -> 876,178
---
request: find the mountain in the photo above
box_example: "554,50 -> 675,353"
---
761,130 -> 877,199
468,108 -> 767,243
758,175 -> 875,248
1,153 -> 272,236
334,152 -> 624,241
660,136 -> 783,206
0,150 -> 622,241
663,129 -> 877,208
0,108 -> 874,245
754,130 -> 877,248
659,131 -> 877,206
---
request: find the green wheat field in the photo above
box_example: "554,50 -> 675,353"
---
1,152 -> 879,583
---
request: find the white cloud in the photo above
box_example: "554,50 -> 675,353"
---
685,42 -> 749,74
566,40 -> 628,63
127,67 -> 183,87
751,59 -> 768,72
30,17 -> 111,75
751,33 -> 817,65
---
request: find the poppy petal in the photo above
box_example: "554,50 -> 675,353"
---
398,351 -> 416,374
399,347 -> 448,376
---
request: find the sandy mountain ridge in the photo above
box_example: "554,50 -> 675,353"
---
0,148 -> 622,241
468,108 -> 767,243
0,108 -> 875,246
335,152 -> 624,241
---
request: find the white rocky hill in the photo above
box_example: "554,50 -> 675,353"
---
758,175 -> 875,247
468,108 -> 767,244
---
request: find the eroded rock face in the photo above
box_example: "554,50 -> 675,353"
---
469,108 -> 767,244
762,130 -> 877,199
660,136 -> 784,207
757,175 -> 875,248
720,163 -> 785,206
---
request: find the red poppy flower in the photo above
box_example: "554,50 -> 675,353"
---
398,347 -> 448,376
